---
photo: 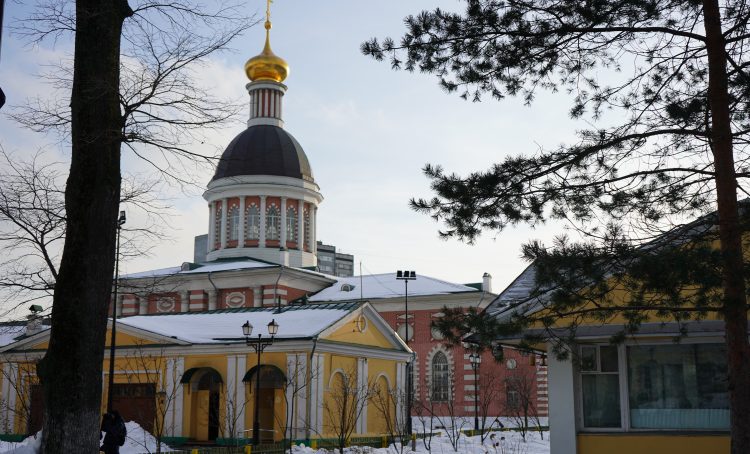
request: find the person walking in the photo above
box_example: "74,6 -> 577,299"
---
100,411 -> 126,454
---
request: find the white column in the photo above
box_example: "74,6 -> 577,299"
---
138,296 -> 148,315
1,363 -> 12,432
259,196 -> 267,248
280,197 -> 287,245
238,197 -> 246,248
287,353 -> 308,439
396,362 -> 405,424
309,353 -> 325,435
357,358 -> 368,434
225,355 -> 238,439
310,207 -> 317,255
165,358 -> 175,436
208,202 -> 216,252
253,287 -> 262,308
548,346 -> 577,454
5,364 -> 17,433
179,291 -> 189,313
297,200 -> 305,250
220,198 -> 228,250
235,355 -> 247,437
173,357 -> 185,437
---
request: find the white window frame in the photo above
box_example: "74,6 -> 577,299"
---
576,344 -> 624,432
266,205 -> 280,240
575,338 -> 728,433
228,207 -> 240,241
247,205 -> 260,240
430,351 -> 450,402
286,206 -> 297,242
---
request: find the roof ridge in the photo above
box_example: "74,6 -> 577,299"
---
117,301 -> 361,318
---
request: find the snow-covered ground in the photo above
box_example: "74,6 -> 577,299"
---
0,421 -> 549,454
293,430 -> 550,454
0,421 -> 173,454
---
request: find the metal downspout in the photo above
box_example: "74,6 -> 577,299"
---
305,335 -> 319,441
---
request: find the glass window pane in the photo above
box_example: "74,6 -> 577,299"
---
600,346 -> 619,373
582,374 -> 621,428
247,206 -> 260,240
580,346 -> 598,372
286,207 -> 296,241
229,208 -> 239,240
627,344 -> 729,430
431,352 -> 450,401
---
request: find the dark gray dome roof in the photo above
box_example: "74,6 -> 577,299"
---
212,125 -> 313,182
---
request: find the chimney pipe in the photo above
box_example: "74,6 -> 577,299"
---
26,306 -> 44,336
482,272 -> 493,293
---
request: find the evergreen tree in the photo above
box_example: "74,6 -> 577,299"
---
364,1 -> 750,452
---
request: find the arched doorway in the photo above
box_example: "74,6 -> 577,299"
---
369,374 -> 392,434
182,367 -> 223,441
243,365 -> 286,442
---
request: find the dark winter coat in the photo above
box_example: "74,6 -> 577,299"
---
100,412 -> 126,454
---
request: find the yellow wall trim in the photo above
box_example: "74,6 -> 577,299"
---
577,433 -> 730,454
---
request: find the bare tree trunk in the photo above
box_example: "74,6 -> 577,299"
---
702,2 -> 750,454
37,1 -> 132,452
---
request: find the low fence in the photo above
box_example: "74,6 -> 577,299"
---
166,434 -> 424,454
161,428 -> 547,454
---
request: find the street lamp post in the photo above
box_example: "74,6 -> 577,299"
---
242,318 -> 279,446
469,352 -> 482,432
396,270 -> 416,447
106,210 -> 126,413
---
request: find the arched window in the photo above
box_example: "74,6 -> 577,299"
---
247,205 -> 260,240
266,205 -> 280,240
286,206 -> 297,242
228,207 -> 239,241
431,352 -> 450,402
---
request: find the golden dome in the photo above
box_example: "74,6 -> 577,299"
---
244,21 -> 289,83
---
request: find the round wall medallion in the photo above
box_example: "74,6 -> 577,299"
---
156,297 -> 176,313
354,314 -> 367,333
506,358 -> 517,370
225,291 -> 246,308
397,324 -> 414,342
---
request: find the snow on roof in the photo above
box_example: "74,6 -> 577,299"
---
485,264 -> 537,316
118,302 -> 359,343
309,273 -> 478,302
0,324 -> 26,347
122,266 -> 183,279
121,259 -> 276,279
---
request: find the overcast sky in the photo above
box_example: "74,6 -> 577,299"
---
0,1 -> 584,294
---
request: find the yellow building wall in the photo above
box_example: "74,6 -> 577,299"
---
103,330 -> 161,347
324,315 -> 394,349
101,350 -> 175,439
181,354 -> 228,441
241,351 -> 289,442
7,361 -> 39,435
2,317 -> 407,442
577,433 -> 729,454
321,354 -> 357,437
367,358 -> 397,435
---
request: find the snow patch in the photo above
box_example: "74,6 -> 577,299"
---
289,430 -> 549,454
310,273 -> 478,302
0,421 -> 173,454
